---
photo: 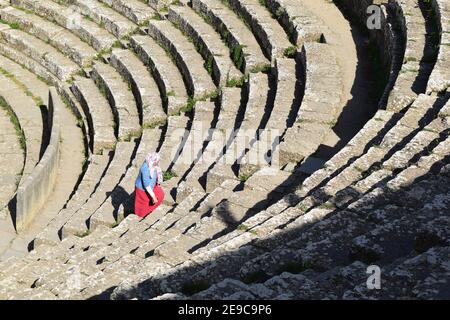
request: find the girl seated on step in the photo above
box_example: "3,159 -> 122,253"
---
134,152 -> 165,218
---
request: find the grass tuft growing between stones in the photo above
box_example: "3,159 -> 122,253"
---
143,118 -> 167,129
283,46 -> 298,58
226,75 -> 246,88
239,173 -> 252,182
163,170 -> 178,181
232,44 -> 245,71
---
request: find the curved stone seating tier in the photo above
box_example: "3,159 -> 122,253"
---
173,87 -> 242,202
91,62 -> 141,140
386,0 -> 439,112
278,42 -> 343,168
107,160 -> 450,300
2,126 -> 449,298
0,42 -> 60,90
147,20 -> 217,100
11,0 -> 117,52
130,35 -> 188,116
292,110 -> 401,199
0,74 -> 44,185
96,0 -> 156,25
197,111 -> 400,252
427,0 -> 450,94
206,72 -> 269,192
0,54 -> 49,103
57,0 -> 138,39
265,0 -> 326,46
0,25 -> 79,81
191,0 -> 269,73
157,115 -> 191,172
150,168 -> 299,267
109,49 -> 166,128
0,0 -> 447,301
71,77 -> 116,155
170,101 -> 216,176
0,6 -> 97,67
0,105 -> 24,212
168,5 -> 243,87
178,175 -> 450,300
15,87 -> 61,231
3,157 -> 449,299
239,56 -> 300,177
59,141 -> 136,239
319,94 -> 447,201
88,127 -> 162,230
160,100 -> 217,203
33,154 -> 110,247
331,124 -> 448,210
225,0 -> 292,60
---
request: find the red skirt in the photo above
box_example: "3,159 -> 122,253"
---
134,185 -> 165,218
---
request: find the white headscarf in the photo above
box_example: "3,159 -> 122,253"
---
146,152 -> 163,184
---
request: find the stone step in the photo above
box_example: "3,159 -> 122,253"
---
97,0 -> 155,25
0,6 -> 97,67
0,73 -> 43,183
427,0 -> 450,94
176,173 -> 450,299
91,62 -> 141,140
0,25 -> 79,81
389,135 -> 450,190
319,94 -> 442,200
279,43 -> 343,167
240,57 -> 300,175
33,154 -> 110,247
294,110 -> 401,198
105,205 -> 173,261
265,0 -> 326,46
0,104 -> 24,211
109,49 -> 166,128
344,246 -> 450,299
60,0 -> 138,39
177,87 -> 242,200
191,0 -> 269,73
204,161 -> 450,265
173,179 -> 240,233
226,0 -> 292,60
88,128 -> 163,230
168,5 -> 243,87
0,40 -> 59,88
386,0 -> 438,112
209,169 -> 293,226
147,20 -> 217,99
0,54 -> 49,102
11,0 -> 117,51
130,35 -> 188,116
71,76 -> 117,155
150,190 -> 206,233
206,72 -> 269,192
171,100 -> 216,177
60,141 -> 136,238
157,114 -> 191,170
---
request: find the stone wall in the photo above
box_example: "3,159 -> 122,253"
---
335,0 -> 402,108
15,87 -> 61,231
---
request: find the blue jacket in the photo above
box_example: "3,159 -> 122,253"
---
135,161 -> 157,191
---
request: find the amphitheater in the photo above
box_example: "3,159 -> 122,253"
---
0,0 -> 448,300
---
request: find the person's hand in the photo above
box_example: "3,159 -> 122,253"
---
151,195 -> 158,205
